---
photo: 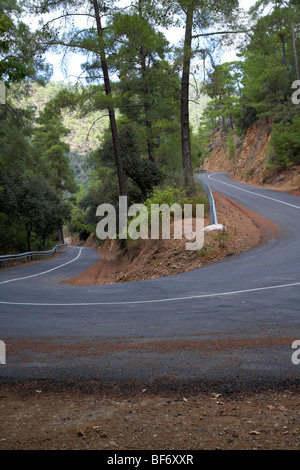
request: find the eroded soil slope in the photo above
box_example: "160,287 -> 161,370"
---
63,192 -> 279,286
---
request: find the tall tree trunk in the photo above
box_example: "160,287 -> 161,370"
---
291,19 -> 300,81
140,48 -> 155,162
279,34 -> 288,69
138,0 -> 155,162
227,90 -> 234,131
93,0 -> 127,196
26,224 -> 32,252
58,227 -> 64,244
181,4 -> 196,196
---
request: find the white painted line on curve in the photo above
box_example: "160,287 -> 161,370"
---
0,248 -> 83,285
207,173 -> 300,210
0,280 -> 299,305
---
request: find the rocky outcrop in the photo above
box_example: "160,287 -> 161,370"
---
204,119 -> 272,181
202,119 -> 300,193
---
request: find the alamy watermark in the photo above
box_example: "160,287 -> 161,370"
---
0,81 -> 6,105
0,341 -> 6,365
96,196 -> 204,251
291,340 -> 300,365
292,80 -> 300,104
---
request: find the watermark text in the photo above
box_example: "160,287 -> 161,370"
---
0,341 -> 6,365
291,340 -> 300,365
0,81 -> 5,105
292,80 -> 300,104
96,197 -> 204,251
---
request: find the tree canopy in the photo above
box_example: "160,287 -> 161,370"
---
1,0 -> 299,252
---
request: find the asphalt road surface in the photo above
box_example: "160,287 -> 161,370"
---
0,172 -> 299,388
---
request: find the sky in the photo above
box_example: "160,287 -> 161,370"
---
43,0 -> 258,83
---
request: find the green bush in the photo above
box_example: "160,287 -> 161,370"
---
145,186 -> 187,208
269,116 -> 300,169
68,211 -> 93,241
144,186 -> 209,217
120,185 -> 209,243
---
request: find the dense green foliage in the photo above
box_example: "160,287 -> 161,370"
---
270,116 -> 300,168
1,0 -> 299,252
0,0 -> 51,84
200,0 -> 300,169
0,94 -> 74,252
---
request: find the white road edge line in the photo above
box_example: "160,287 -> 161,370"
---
0,280 -> 299,305
0,248 -> 83,285
207,173 -> 300,210
1,175 -> 299,302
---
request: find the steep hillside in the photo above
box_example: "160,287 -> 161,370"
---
11,81 -> 207,187
11,82 -> 109,186
202,120 -> 300,194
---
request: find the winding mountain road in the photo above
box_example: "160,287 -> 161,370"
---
0,173 -> 299,387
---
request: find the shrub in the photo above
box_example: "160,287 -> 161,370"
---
144,186 -> 209,217
269,117 -> 300,169
122,185 -> 209,243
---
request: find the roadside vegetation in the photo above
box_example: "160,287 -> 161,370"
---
199,0 -> 300,170
0,0 -> 299,254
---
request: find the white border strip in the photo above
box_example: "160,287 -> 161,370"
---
0,280 -> 299,305
0,248 -> 83,285
208,174 -> 300,210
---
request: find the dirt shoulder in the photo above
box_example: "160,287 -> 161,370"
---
228,169 -> 300,197
0,189 -> 294,452
0,379 -> 299,450
61,192 -> 280,287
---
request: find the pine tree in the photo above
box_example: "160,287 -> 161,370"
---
30,0 -> 127,196
0,0 -> 51,84
171,0 -> 239,195
109,0 -> 178,163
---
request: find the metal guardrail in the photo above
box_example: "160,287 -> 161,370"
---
196,176 -> 218,225
0,243 -> 67,269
